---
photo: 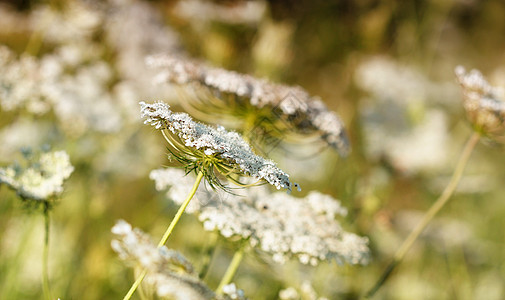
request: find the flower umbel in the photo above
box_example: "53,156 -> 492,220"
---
0,149 -> 74,201
146,54 -> 350,156
151,168 -> 370,266
140,101 -> 295,190
455,66 -> 505,141
111,220 -> 246,300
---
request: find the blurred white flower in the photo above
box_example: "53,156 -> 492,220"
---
0,118 -> 53,162
173,0 -> 267,25
221,283 -> 246,300
151,168 -> 370,266
279,281 -> 329,300
455,66 -> 505,141
111,220 -> 245,300
0,150 -> 74,201
356,56 -> 454,174
30,1 -> 102,44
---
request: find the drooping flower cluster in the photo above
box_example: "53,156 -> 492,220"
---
455,66 -> 505,140
146,54 -> 350,156
111,220 -> 246,300
150,168 -> 370,266
0,149 -> 74,201
141,101 -> 295,190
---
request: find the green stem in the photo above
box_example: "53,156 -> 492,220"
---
123,171 -> 204,300
42,202 -> 52,300
216,246 -> 246,295
366,132 -> 480,298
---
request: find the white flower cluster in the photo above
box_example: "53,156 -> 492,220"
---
141,101 -> 294,190
0,150 -> 74,201
221,283 -> 247,300
150,168 -> 370,266
105,0 -> 183,81
455,66 -> 505,135
279,281 -> 328,300
30,1 -> 102,44
0,44 -> 122,136
111,220 -> 246,300
146,54 -> 350,156
0,0 -> 184,137
173,0 -> 267,25
355,57 -> 452,174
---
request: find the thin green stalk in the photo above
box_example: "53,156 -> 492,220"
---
123,171 -> 204,300
42,202 -> 52,300
366,132 -> 480,298
157,171 -> 204,247
216,246 -> 246,295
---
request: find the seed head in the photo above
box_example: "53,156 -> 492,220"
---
455,66 -> 505,140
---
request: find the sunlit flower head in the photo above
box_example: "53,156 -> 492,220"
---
111,220 -> 245,300
0,149 -> 74,201
146,54 -> 350,156
141,101 -> 296,191
151,168 -> 369,266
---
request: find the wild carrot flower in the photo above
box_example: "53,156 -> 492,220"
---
150,168 -> 370,266
0,149 -> 73,299
140,101 -> 295,190
455,66 -> 505,141
145,54 -> 350,156
0,149 -> 74,201
279,281 -> 329,300
111,220 -> 246,300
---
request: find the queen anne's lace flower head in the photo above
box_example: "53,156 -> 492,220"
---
455,66 -> 505,140
0,149 -> 74,201
150,168 -> 370,266
146,54 -> 350,156
141,101 -> 295,190
111,220 -> 246,300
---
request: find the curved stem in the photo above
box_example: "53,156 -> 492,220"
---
216,246 -> 246,295
42,202 -> 52,300
366,132 -> 480,298
123,171 -> 204,300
